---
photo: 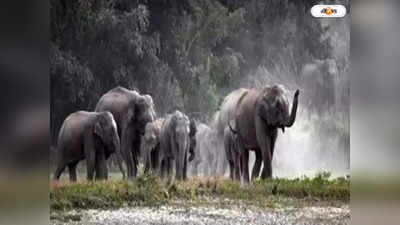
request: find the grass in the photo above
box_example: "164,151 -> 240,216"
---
50,172 -> 349,211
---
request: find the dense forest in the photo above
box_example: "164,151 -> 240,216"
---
50,0 -> 350,173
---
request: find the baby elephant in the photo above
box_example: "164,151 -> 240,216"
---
53,111 -> 125,181
224,120 -> 242,181
141,118 -> 164,174
159,111 -> 197,180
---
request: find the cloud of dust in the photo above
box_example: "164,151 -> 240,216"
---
271,105 -> 349,178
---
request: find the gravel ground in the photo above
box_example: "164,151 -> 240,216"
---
51,205 -> 349,225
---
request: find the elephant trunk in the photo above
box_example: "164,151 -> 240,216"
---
284,90 -> 300,128
188,141 -> 195,162
113,134 -> 126,179
177,137 -> 188,180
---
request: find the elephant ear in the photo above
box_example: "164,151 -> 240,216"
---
94,116 -> 105,140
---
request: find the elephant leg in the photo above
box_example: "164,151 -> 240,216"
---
241,149 -> 250,183
183,150 -> 188,180
95,152 -> 107,180
132,154 -> 138,177
238,152 -> 244,181
270,129 -> 278,159
166,158 -> 172,178
129,149 -> 137,178
86,157 -> 95,181
84,132 -> 96,181
160,158 -> 166,178
125,150 -> 133,178
131,140 -> 141,177
161,157 -> 171,179
234,152 -> 241,181
255,116 -> 273,179
121,127 -> 134,178
114,152 -> 125,180
68,161 -> 79,182
260,138 -> 272,179
251,149 -> 262,179
228,159 -> 234,180
104,163 -> 109,179
175,156 -> 182,180
152,147 -> 159,172
54,163 -> 66,180
161,158 -> 168,179
144,151 -> 151,174
216,146 -> 224,175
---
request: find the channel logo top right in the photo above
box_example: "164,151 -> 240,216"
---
311,5 -> 347,18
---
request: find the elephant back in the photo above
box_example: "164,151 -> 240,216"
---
215,88 -> 249,138
57,111 -> 98,148
95,87 -> 141,133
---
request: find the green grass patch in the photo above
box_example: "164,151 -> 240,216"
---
50,172 -> 349,211
50,175 -> 167,210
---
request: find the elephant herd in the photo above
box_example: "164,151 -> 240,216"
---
53,84 -> 299,183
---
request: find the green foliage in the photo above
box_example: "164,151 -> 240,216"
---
50,174 -> 167,210
50,0 -> 340,143
51,174 -> 349,211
